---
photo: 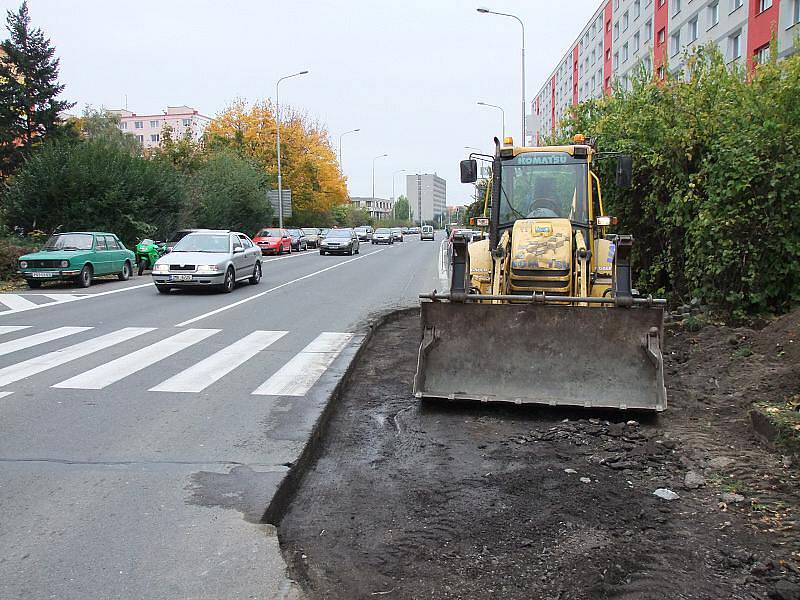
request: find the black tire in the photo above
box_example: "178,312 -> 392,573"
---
156,285 -> 171,294
77,264 -> 93,288
27,280 -> 42,289
277,245 -> 283,255
249,262 -> 262,285
355,243 -> 360,254
118,261 -> 132,281
320,249 -> 326,255
221,267 -> 235,293
137,259 -> 147,276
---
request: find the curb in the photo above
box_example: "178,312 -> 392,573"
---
261,305 -> 421,525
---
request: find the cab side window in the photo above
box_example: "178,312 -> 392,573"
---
105,236 -> 120,250
231,235 -> 243,251
95,236 -> 107,251
238,235 -> 253,249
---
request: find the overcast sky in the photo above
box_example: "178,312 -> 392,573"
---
5,0 -> 601,205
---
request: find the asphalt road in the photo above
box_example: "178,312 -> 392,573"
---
0,234 -> 445,599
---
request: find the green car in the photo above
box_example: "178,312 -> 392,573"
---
17,232 -> 135,289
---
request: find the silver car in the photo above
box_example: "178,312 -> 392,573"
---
302,227 -> 321,248
152,230 -> 262,294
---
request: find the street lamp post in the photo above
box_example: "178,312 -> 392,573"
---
338,128 -> 360,170
477,101 -> 505,140
477,7 -> 525,145
372,154 -> 388,220
392,169 -> 406,220
276,69 -> 309,228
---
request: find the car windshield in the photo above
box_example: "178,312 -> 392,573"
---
500,152 -> 588,226
302,228 -> 318,235
354,227 -> 368,233
375,228 -> 390,234
44,233 -> 94,251
171,234 -> 230,253
288,229 -> 302,236
326,229 -> 351,238
139,239 -> 154,245
257,229 -> 282,238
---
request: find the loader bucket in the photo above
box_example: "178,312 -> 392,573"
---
414,301 -> 667,412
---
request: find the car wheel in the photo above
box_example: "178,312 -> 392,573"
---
78,264 -> 93,288
249,262 -> 262,285
27,280 -> 42,289
355,243 -> 360,254
221,267 -> 235,293
320,249 -> 325,255
118,260 -> 132,281
156,285 -> 171,294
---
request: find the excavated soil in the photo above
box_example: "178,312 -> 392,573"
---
279,310 -> 800,600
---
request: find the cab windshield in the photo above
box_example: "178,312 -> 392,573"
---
44,233 -> 94,251
499,152 -> 588,226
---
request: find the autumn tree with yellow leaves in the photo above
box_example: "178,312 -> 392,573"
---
204,100 -> 348,226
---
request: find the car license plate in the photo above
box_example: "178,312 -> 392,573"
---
32,272 -> 56,278
170,274 -> 192,282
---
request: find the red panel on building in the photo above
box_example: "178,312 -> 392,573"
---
550,76 -> 556,133
654,0 -> 669,79
603,1 -> 613,95
572,45 -> 580,105
747,0 -> 779,71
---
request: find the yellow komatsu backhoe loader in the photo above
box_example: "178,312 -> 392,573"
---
413,135 -> 667,411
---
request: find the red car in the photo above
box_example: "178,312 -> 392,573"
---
253,228 -> 292,255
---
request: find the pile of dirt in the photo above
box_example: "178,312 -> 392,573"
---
279,311 -> 800,600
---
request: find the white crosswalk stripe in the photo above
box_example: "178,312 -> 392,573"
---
0,327 -> 154,387
252,332 -> 353,396
0,326 -> 92,358
150,330 -> 288,393
0,294 -> 39,310
0,325 -> 32,336
53,328 -> 219,390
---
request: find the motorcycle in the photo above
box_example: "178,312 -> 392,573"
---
135,238 -> 166,276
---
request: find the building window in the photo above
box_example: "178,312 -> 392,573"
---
754,44 -> 770,64
657,27 -> 666,45
119,122 -> 127,130
730,30 -> 741,59
634,0 -> 641,18
794,0 -> 800,24
658,0 -> 665,6
689,17 -> 698,41
709,2 -> 719,26
672,0 -> 681,15
182,118 -> 191,127
657,65 -> 665,79
614,51 -> 620,69
149,120 -> 159,128
606,19 -> 611,32
606,48 -> 611,61
623,42 -> 629,61
134,121 -> 143,129
614,21 -> 619,39
644,55 -> 652,74
623,11 -> 629,30
645,19 -> 653,40
731,0 -> 743,10
634,32 -> 641,52
605,76 -> 611,89
758,0 -> 772,12
150,134 -> 160,142
136,135 -> 144,143
670,32 -> 681,56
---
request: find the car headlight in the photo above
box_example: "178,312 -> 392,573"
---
153,263 -> 169,273
19,260 -> 28,269
196,265 -> 220,274
60,260 -> 69,268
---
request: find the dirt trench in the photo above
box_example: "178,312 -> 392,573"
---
279,310 -> 800,600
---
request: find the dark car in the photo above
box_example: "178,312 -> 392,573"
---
287,229 -> 308,251
319,228 -> 360,255
302,227 -> 321,248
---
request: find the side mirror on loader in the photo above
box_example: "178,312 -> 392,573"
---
616,155 -> 633,189
460,159 -> 478,184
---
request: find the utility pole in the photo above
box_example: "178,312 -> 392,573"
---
276,70 -> 309,228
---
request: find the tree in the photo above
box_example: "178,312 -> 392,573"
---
192,149 -> 271,235
394,195 -> 410,220
0,2 -> 73,177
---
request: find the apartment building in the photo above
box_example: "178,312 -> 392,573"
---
406,174 -> 447,225
109,105 -> 211,149
350,197 -> 395,220
529,0 -> 798,143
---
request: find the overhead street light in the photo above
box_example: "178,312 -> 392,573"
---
477,7 -> 525,145
477,101 -> 505,140
276,69 -> 309,228
372,153 -> 388,206
338,128 -> 360,170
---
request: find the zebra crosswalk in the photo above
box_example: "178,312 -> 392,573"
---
0,325 -> 354,397
0,293 -> 89,312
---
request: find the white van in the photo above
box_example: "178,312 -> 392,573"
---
420,225 -> 434,241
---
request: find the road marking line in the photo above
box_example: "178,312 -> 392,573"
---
0,391 -> 13,399
150,330 -> 288,393
252,332 -> 353,397
0,326 -> 93,358
0,283 -> 153,318
175,248 -> 386,327
0,325 -> 32,336
41,294 -> 86,302
0,294 -> 39,310
261,250 -> 318,263
0,327 -> 154,387
53,328 -> 219,390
